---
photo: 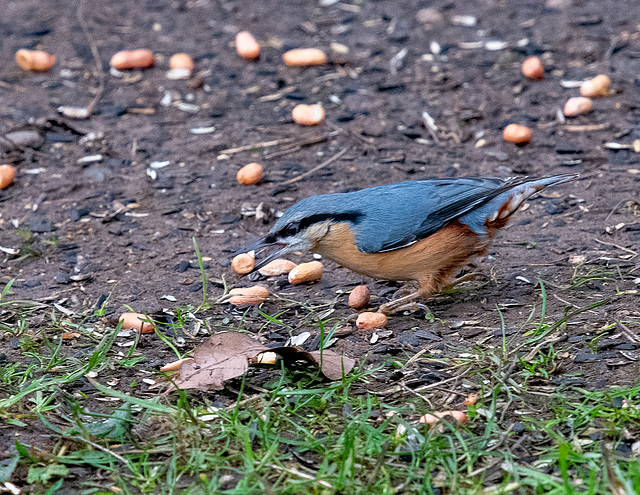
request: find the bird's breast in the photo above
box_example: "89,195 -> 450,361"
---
314,221 -> 487,283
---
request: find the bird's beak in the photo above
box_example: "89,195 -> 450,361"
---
234,237 -> 289,274
234,237 -> 270,257
252,245 -> 290,272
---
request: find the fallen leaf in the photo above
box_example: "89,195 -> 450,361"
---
175,332 -> 268,391
269,346 -> 356,380
172,332 -> 355,391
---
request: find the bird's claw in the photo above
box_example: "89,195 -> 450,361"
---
379,301 -> 431,315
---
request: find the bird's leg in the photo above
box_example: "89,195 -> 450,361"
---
443,272 -> 477,290
379,291 -> 430,315
442,271 -> 488,291
391,284 -> 415,299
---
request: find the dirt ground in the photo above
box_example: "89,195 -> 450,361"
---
1,0 -> 640,480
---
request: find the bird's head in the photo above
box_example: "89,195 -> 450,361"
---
235,196 -> 363,273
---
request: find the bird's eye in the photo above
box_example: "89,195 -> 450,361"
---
280,222 -> 299,237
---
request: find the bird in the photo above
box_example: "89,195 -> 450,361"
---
238,174 -> 577,313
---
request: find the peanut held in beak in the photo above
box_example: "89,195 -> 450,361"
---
231,253 -> 255,275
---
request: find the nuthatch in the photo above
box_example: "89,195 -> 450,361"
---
239,174 -> 576,313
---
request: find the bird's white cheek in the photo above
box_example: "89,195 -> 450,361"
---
283,236 -> 312,252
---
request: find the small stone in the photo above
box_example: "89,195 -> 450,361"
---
415,330 -> 441,340
574,353 -> 601,363
416,8 -> 443,24
4,129 -> 43,148
29,216 -> 56,233
54,272 -> 71,284
175,260 -> 190,272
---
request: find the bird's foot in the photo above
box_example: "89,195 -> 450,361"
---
379,291 -> 429,315
381,301 -> 431,315
443,272 -> 488,291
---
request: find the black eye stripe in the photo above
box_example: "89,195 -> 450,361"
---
276,211 -> 363,238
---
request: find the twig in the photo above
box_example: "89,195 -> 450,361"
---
398,381 -> 434,408
403,348 -> 429,368
466,433 -> 528,478
263,145 -> 301,160
553,294 -> 581,309
593,238 -> 638,257
523,334 -> 566,361
617,320 -> 640,344
422,111 -> 441,145
264,463 -> 333,488
500,356 -> 519,385
65,435 -> 133,467
282,147 -> 349,185
363,441 -> 390,490
77,0 -> 105,116
414,367 -> 471,392
561,123 -> 610,132
221,130 -> 341,155
604,199 -> 628,224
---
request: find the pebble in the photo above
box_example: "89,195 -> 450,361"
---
4,129 -> 43,148
416,8 -> 443,24
451,15 -> 477,27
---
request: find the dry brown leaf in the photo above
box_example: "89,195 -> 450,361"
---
172,332 -> 356,391
174,332 -> 268,391
269,346 -> 356,380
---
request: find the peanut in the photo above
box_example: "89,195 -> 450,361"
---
292,104 -> 325,125
15,49 -> 56,71
580,74 -> 610,97
169,53 -> 194,70
356,312 -> 387,330
283,48 -> 327,66
503,124 -> 532,145
521,56 -> 544,80
110,49 -> 155,70
237,163 -> 263,185
119,312 -> 154,333
231,253 -> 255,275
258,259 -> 297,277
563,96 -> 593,117
0,165 -> 16,189
236,31 -> 260,59
160,357 -> 195,372
288,261 -> 323,284
348,285 -> 370,309
419,410 -> 468,427
228,286 -> 269,306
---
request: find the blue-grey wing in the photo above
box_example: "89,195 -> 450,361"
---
351,175 -> 573,253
